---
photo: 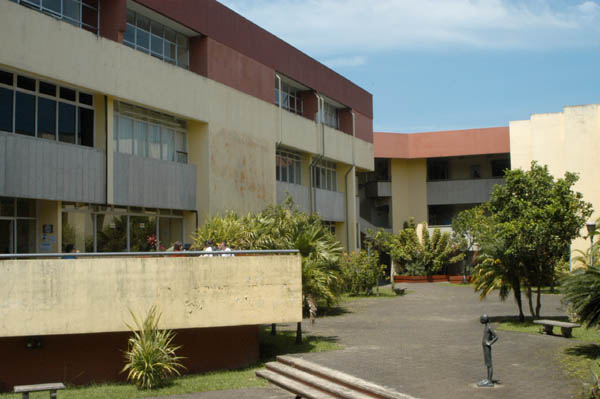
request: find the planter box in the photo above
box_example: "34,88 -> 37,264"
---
448,275 -> 471,284
430,275 -> 449,282
394,275 -> 429,283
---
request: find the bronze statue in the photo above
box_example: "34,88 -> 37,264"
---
478,314 -> 498,387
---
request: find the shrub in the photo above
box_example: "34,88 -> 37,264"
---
122,306 -> 185,390
340,250 -> 386,296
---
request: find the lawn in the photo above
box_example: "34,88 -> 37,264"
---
497,318 -> 600,395
0,326 -> 342,399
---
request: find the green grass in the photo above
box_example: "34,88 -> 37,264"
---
496,317 -> 600,395
0,326 -> 341,399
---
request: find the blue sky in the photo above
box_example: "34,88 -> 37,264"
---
220,0 -> 600,133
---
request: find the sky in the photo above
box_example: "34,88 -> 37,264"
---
219,0 -> 600,133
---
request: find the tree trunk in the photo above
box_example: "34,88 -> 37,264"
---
512,282 -> 525,322
526,286 -> 535,317
535,286 -> 542,318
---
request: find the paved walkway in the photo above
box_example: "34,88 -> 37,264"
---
157,283 -> 584,399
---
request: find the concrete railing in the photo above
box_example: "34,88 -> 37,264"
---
427,178 -> 504,205
0,252 -> 302,337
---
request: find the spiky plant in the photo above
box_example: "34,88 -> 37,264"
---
562,266 -> 600,328
122,306 -> 185,390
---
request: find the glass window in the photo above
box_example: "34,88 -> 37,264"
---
118,116 -> 133,154
96,214 -> 127,252
62,211 -> 95,252
159,217 -> 182,249
148,124 -> 161,160
312,160 -> 337,191
274,80 -> 303,115
16,219 -> 36,254
39,81 -> 56,96
162,128 -> 174,161
42,0 -> 61,14
491,159 -> 510,177
129,215 -> 157,251
136,28 -> 150,51
79,92 -> 93,106
38,97 -> 57,140
60,87 -> 76,102
17,76 -> 35,91
17,199 -> 35,217
13,0 -> 98,33
15,92 -> 36,136
276,149 -> 302,185
0,70 -> 13,86
0,197 -> 15,216
78,107 -> 94,147
63,0 -> 80,22
134,120 -> 146,157
0,88 -> 13,132
59,102 -> 76,143
124,23 -> 135,47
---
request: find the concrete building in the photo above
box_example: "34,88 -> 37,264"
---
0,0 -> 373,389
0,0 -> 373,257
360,127 -> 510,235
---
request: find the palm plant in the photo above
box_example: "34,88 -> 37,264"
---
122,306 -> 185,390
561,266 -> 600,327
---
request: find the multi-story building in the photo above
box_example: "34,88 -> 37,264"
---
0,0 -> 373,389
359,127 -> 510,235
0,0 -> 373,257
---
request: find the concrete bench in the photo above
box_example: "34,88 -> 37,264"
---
533,319 -> 581,338
257,355 -> 418,399
14,382 -> 65,399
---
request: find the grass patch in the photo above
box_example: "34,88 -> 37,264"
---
496,316 -> 600,395
341,285 -> 398,301
0,326 -> 341,399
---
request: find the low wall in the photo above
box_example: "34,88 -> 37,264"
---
0,255 -> 302,337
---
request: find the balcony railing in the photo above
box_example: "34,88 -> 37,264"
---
427,177 -> 504,205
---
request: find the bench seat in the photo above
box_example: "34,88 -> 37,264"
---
14,382 -> 65,399
533,319 -> 581,338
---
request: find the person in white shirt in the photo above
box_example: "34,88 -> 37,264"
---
219,240 -> 233,256
202,240 -> 215,256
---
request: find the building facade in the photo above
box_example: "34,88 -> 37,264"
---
0,0 -> 374,256
360,127 -> 510,235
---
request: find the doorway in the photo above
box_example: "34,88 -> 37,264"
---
0,219 -> 14,253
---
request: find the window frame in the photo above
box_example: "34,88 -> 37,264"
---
276,149 -> 302,185
275,80 -> 304,115
11,0 -> 99,34
312,159 -> 337,191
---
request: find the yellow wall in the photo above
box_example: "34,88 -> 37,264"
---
0,254 -> 302,337
391,159 -> 428,233
38,200 -> 61,253
510,104 -> 600,255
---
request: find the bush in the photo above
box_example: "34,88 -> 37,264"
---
122,306 -> 185,390
340,250 -> 386,296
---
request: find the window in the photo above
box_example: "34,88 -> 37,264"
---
0,197 -> 37,254
10,0 -> 99,34
114,102 -> 187,163
320,102 -> 339,129
124,10 -> 190,69
0,68 -> 95,147
322,221 -> 336,235
427,159 -> 449,181
470,165 -> 481,179
62,203 -> 184,252
491,159 -> 510,177
312,160 -> 337,191
274,80 -> 303,115
276,149 -> 302,184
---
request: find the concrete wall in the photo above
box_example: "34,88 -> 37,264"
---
391,159 -> 428,233
277,181 -> 310,213
510,104 -> 600,253
314,188 -> 346,222
0,254 -> 302,337
427,178 -> 505,205
113,152 -> 197,210
0,132 -> 105,203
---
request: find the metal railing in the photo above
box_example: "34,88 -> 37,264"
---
0,249 -> 299,259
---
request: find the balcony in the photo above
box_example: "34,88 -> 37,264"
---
0,132 -> 105,203
113,153 -> 196,210
366,181 -> 391,198
0,253 -> 302,337
427,178 -> 504,206
276,182 -> 345,222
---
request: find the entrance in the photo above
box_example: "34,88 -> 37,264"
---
0,219 -> 14,253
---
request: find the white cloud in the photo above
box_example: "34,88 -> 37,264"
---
219,0 -> 600,62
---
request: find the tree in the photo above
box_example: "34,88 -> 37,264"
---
469,162 -> 592,321
451,206 -> 486,278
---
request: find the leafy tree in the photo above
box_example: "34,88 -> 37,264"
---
451,206 -> 486,278
340,249 -> 386,296
468,162 -> 592,321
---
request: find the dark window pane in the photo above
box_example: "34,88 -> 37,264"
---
63,0 -> 80,22
0,70 -> 13,86
42,0 -> 61,14
79,92 -> 93,106
15,92 -> 35,136
78,107 -> 94,147
0,88 -> 13,132
17,199 -> 35,217
38,97 -> 56,140
39,81 -> 56,96
17,219 -> 36,254
151,34 -> 163,56
17,76 -> 36,91
59,102 -> 76,143
126,10 -> 135,24
0,197 -> 14,216
60,87 -> 76,101
124,23 -> 135,46
136,28 -> 149,50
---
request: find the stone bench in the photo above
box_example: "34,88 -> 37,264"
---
533,319 -> 581,338
14,382 -> 65,399
257,355 -> 418,399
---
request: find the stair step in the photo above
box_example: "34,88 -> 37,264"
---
277,355 -> 416,399
266,362 -> 373,399
256,369 -> 333,399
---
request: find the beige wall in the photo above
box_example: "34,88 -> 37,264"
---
38,200 -> 61,253
0,1 -> 372,246
510,104 -> 600,254
391,159 -> 428,233
0,255 -> 302,337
